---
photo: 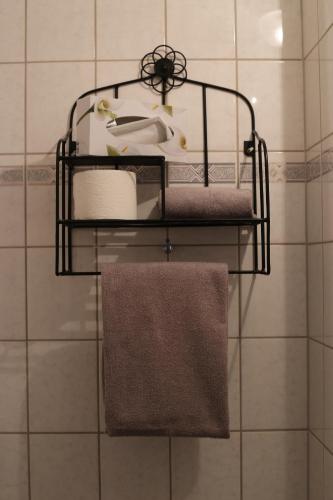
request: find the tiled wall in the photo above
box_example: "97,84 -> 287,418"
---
303,0 -> 333,498
0,1 -> 308,500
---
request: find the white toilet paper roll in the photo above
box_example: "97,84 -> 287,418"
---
73,169 -> 137,219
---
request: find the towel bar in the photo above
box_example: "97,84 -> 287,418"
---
55,45 -> 270,276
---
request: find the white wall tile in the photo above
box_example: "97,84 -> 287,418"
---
242,338 -> 307,429
0,0 -> 25,62
318,0 -> 333,37
27,0 -> 95,61
97,61 -> 161,103
241,245 -> 307,337
27,62 -> 94,153
237,0 -> 302,59
0,175 -> 24,247
238,61 -> 304,151
324,448 -> 333,500
243,431 -> 307,500
27,248 -> 97,340
319,27 -> 333,139
97,0 -> 165,60
305,47 -> 321,149
0,65 -> 24,153
324,346 -> 333,452
323,243 -> 333,348
308,245 -> 324,341
310,340 -> 324,439
167,0 -> 235,58
228,339 -> 240,430
266,182 -> 306,243
30,434 -> 99,500
169,60 -> 237,152
0,342 -> 27,432
172,433 -> 240,500
0,434 -> 28,500
302,0 -> 319,56
0,249 -> 25,340
322,136 -> 333,242
101,436 -> 169,500
307,147 -> 323,244
309,433 -> 324,500
28,340 -> 97,431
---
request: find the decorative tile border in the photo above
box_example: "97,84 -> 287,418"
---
307,154 -> 321,182
24,161 -> 307,186
322,148 -> 333,176
240,162 -> 306,183
0,167 -> 23,185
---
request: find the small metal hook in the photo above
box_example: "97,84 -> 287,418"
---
163,238 -> 173,255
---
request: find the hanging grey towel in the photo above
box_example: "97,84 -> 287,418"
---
159,186 -> 253,219
102,262 -> 229,438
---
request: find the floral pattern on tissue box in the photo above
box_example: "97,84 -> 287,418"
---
76,95 -> 188,162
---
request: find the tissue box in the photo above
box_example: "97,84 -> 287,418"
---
76,95 -> 188,162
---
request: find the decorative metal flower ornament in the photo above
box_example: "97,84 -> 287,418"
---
140,45 -> 187,94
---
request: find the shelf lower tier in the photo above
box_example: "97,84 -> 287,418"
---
60,217 -> 266,229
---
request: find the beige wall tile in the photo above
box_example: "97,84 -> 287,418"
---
167,0 -> 235,58
27,248 -> 97,340
238,61 -> 304,151
309,433 -> 324,500
172,433 -> 240,500
27,62 -> 94,153
0,434 -> 28,500
30,434 -> 99,500
237,0 -> 302,59
97,0 -> 165,59
318,0 -> 333,37
101,435 -> 169,500
323,243 -> 333,348
0,342 -> 27,432
308,245 -> 324,341
305,47 -> 321,149
0,65 -> 25,153
242,338 -> 307,429
319,27 -> 333,139
302,0 -> 319,56
243,431 -> 307,500
27,0 -> 95,61
310,340 -> 324,439
241,245 -> 307,337
324,346 -> 333,452
28,340 -> 98,431
0,249 -> 25,340
0,0 -> 25,62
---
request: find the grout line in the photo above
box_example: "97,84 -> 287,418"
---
309,430 -> 333,457
233,1 -> 244,498
0,335 -> 309,343
300,0 -> 310,496
316,3 -> 327,495
0,428 -> 309,435
303,20 -> 333,60
93,3 -> 102,499
164,5 -> 173,499
0,57 -> 307,65
309,336 -> 333,351
23,0 -> 32,498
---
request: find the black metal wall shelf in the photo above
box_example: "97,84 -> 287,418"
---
56,45 -> 270,276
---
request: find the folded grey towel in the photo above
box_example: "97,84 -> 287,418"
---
102,262 -> 229,438
159,186 -> 253,219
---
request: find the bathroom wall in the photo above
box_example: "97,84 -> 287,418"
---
0,1 -> 308,499
303,0 -> 333,499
